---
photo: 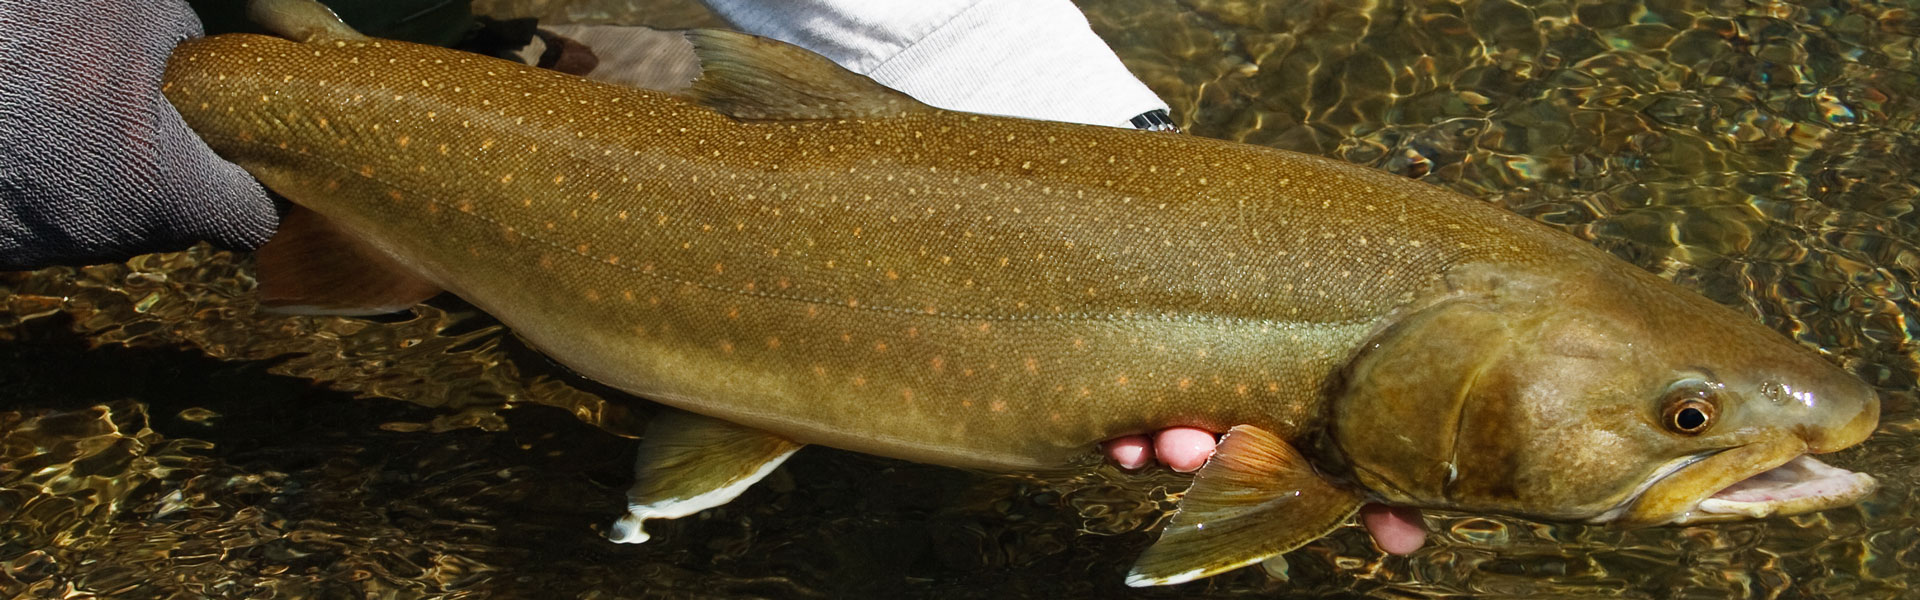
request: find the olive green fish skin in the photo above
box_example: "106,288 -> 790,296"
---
157,34 -> 1825,478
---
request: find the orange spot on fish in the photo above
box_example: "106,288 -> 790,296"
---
813,365 -> 828,377
766,337 -> 781,349
852,376 -> 867,388
726,307 -> 740,319
874,341 -> 888,352
719,341 -> 734,354
396,135 -> 410,148
500,173 -> 514,183
387,190 -> 403,201
1178,378 -> 1193,391
885,269 -> 899,280
713,263 -> 725,274
1116,375 -> 1129,386
1236,384 -> 1251,396
930,356 -> 945,372
538,254 -> 554,269
576,243 -> 590,254
901,388 -> 914,402
622,290 -> 635,302
358,165 -> 374,177
976,322 -> 991,333
584,289 -> 601,302
990,400 -> 1007,413
1024,357 -> 1039,373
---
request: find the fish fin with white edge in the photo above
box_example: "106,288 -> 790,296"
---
248,0 -> 370,43
253,206 -> 443,316
1125,425 -> 1363,587
609,409 -> 805,544
682,29 -> 936,121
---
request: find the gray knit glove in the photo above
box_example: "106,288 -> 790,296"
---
1,0 -> 278,269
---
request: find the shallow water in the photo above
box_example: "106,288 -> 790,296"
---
4,0 -> 1918,598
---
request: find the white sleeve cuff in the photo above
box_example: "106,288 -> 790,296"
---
702,0 -> 1167,128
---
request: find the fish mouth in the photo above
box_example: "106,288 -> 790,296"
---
1603,442 -> 1878,526
1676,454 -> 1878,524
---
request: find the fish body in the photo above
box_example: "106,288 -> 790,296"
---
161,5 -> 1880,586
164,32 -> 1539,466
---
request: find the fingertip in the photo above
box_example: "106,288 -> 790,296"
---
1103,434 -> 1152,470
1359,504 -> 1427,555
1154,427 -> 1216,473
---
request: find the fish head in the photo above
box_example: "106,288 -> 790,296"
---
1332,259 -> 1878,527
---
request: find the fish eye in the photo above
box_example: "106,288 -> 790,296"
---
1660,381 -> 1719,435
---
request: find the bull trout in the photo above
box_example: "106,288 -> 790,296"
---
160,0 -> 1880,585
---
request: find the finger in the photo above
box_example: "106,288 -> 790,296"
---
1102,434 -> 1153,470
1153,427 -> 1218,473
1358,503 -> 1426,555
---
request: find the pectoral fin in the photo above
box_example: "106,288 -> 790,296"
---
1125,425 -> 1362,587
608,410 -> 804,544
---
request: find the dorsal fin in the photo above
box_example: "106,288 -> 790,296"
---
684,29 -> 935,121
254,206 -> 442,315
249,0 -> 370,43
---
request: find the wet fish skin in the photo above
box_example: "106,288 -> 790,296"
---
161,20 -> 1878,584
161,32 -> 1561,466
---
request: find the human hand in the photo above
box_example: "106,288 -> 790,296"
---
1,0 -> 277,269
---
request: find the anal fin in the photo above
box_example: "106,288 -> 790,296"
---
608,409 -> 804,544
1126,425 -> 1363,587
254,206 -> 443,315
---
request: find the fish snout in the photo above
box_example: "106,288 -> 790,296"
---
1761,373 -> 1879,454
